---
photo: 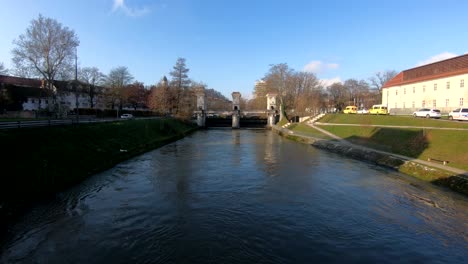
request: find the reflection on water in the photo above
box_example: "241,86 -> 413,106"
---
1,129 -> 467,264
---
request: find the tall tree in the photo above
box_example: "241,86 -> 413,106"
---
369,70 -> 397,95
169,58 -> 191,114
291,71 -> 323,115
12,14 -> 79,94
263,63 -> 294,121
124,81 -> 148,110
79,67 -> 106,108
106,66 -> 133,110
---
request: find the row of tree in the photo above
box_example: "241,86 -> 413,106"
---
1,14 -> 230,117
2,14 -> 397,119
247,63 -> 396,120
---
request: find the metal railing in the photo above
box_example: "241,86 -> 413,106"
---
0,117 -> 160,130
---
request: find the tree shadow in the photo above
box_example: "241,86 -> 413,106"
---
343,127 -> 428,158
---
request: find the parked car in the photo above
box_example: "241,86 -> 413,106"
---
369,104 -> 388,115
343,105 -> 357,114
120,113 -> 134,119
357,108 -> 369,114
448,107 -> 468,121
412,108 -> 441,119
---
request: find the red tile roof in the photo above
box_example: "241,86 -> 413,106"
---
0,75 -> 44,88
383,54 -> 468,89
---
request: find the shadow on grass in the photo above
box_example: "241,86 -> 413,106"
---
343,127 -> 429,158
341,128 -> 468,196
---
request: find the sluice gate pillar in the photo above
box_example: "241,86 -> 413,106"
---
266,93 -> 278,128
232,92 -> 241,129
195,87 -> 206,127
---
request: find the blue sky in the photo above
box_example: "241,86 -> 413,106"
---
1,0 -> 468,98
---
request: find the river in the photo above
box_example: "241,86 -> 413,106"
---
1,129 -> 467,263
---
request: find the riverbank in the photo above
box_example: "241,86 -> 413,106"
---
272,125 -> 468,196
0,118 -> 197,233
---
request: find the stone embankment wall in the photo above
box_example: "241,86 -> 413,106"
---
273,126 -> 468,196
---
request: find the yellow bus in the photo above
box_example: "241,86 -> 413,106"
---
369,104 -> 388,115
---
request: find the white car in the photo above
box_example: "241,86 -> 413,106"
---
448,108 -> 468,121
412,108 -> 441,119
120,114 -> 134,119
357,108 -> 369,114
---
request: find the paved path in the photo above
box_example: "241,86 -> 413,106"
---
314,122 -> 468,131
305,123 -> 468,177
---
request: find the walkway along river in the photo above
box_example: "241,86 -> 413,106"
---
1,129 -> 467,263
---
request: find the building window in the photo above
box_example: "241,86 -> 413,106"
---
396,90 -> 398,95
423,85 -> 426,93
404,88 -> 406,94
31,99 -> 35,103
45,100 -> 48,104
447,81 -> 450,89
434,83 -> 437,91
461,79 -> 465,88
433,100 -> 437,108
446,99 -> 449,107
395,102 -> 397,108
403,102 -> 406,108
422,100 -> 425,107
461,98 -> 464,106
413,87 -> 415,93
412,101 -> 415,108
38,99 -> 41,104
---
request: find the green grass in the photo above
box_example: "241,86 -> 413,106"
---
317,125 -> 468,171
0,119 -> 196,201
276,118 -> 289,127
289,123 -> 332,139
319,114 -> 468,128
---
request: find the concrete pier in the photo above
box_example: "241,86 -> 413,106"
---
195,87 -> 206,127
232,92 -> 241,129
266,93 -> 278,128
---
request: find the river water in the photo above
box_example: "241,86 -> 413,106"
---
1,129 -> 467,263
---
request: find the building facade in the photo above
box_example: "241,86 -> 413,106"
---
0,75 -> 106,112
382,54 -> 468,114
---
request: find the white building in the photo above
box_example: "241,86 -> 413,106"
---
382,54 -> 468,114
0,75 -> 106,112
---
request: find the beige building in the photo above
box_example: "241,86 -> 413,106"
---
382,54 -> 468,114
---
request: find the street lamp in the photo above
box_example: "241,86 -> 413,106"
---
74,46 -> 79,123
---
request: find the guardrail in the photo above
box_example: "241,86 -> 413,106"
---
0,117 -> 161,130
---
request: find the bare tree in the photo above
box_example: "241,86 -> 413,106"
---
106,66 -> 133,110
12,14 -> 79,95
79,67 -> 106,108
369,70 -> 397,95
0,62 -> 8,75
124,81 -> 148,110
327,82 -> 348,111
263,63 -> 294,121
169,58 -> 191,114
290,71 -> 322,115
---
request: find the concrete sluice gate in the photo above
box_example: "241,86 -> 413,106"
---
195,90 -> 278,128
205,116 -> 268,128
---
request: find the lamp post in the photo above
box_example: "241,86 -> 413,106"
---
74,46 -> 79,124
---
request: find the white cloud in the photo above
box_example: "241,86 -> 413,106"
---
320,77 -> 342,87
303,60 -> 339,73
416,52 -> 457,67
112,0 -> 150,17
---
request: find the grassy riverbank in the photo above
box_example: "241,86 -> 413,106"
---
0,118 -> 196,222
316,114 -> 468,171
